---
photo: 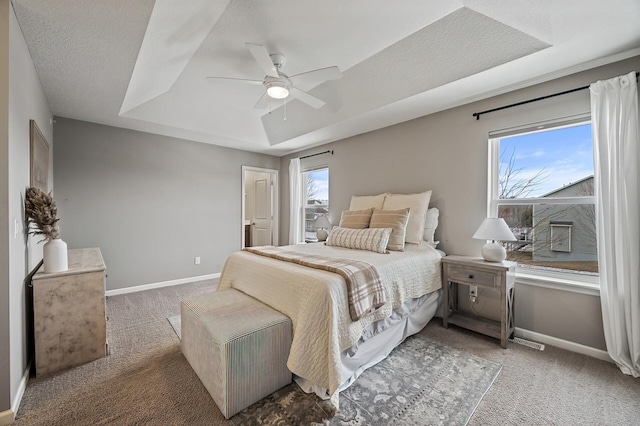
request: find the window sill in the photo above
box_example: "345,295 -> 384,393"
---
515,269 -> 600,296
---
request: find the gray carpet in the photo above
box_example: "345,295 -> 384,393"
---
168,313 -> 501,425
15,280 -> 640,425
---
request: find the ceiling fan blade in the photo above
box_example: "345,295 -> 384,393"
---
246,43 -> 279,78
206,76 -> 263,85
253,92 -> 270,110
290,87 -> 325,109
289,66 -> 341,86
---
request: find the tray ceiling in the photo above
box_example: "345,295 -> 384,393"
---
12,0 -> 640,155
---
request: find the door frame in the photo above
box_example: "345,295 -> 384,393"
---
241,166 -> 279,248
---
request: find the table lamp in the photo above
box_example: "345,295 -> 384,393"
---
314,215 -> 331,242
472,218 -> 517,262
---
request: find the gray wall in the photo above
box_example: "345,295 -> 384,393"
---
280,55 -> 640,351
1,0 -> 54,415
53,118 -> 279,291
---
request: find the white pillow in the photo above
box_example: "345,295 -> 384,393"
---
423,207 -> 440,248
349,193 -> 388,211
382,190 -> 432,244
326,226 -> 391,254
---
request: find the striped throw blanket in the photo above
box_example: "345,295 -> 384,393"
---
244,246 -> 386,321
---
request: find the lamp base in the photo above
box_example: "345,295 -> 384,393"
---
481,242 -> 507,262
316,229 -> 329,242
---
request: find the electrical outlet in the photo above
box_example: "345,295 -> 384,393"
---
469,285 -> 478,299
14,219 -> 23,239
194,256 -> 201,265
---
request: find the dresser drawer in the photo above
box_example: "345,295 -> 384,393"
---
446,264 -> 497,287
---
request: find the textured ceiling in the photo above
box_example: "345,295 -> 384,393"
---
11,0 -> 640,156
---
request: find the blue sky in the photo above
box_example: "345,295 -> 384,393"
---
499,123 -> 594,197
308,169 -> 329,201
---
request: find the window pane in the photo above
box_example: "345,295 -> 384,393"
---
303,168 -> 329,242
499,123 -> 594,199
499,204 -> 598,274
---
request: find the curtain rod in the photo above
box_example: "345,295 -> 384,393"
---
473,71 -> 640,120
299,150 -> 333,160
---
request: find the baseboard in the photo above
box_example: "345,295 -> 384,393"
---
105,273 -> 220,297
515,327 -> 612,363
0,409 -> 14,426
10,361 -> 31,419
0,361 -> 31,425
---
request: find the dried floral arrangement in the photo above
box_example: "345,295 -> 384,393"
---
25,186 -> 60,241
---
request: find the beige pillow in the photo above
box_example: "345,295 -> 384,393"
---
325,227 -> 391,254
370,208 -> 410,251
339,208 -> 373,229
382,190 -> 432,244
349,193 -> 388,211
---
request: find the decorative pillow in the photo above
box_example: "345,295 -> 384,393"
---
325,226 -> 392,254
382,190 -> 432,244
423,207 -> 440,248
349,193 -> 388,211
339,208 -> 374,229
369,208 -> 410,251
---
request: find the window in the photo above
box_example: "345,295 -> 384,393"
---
489,118 -> 598,278
550,223 -> 572,252
301,167 -> 329,242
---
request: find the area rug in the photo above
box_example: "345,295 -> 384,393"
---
167,315 -> 501,425
167,315 -> 181,339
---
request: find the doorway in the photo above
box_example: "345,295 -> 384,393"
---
242,166 -> 279,248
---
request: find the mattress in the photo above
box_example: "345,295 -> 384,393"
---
218,242 -> 442,408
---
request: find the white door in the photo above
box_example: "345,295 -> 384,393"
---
251,174 -> 273,246
242,167 -> 278,249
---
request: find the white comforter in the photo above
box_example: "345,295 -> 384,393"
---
218,242 -> 442,407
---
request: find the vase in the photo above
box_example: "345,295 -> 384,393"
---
43,238 -> 68,273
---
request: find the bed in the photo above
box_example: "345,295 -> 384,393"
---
220,190 -> 442,407
217,240 -> 442,408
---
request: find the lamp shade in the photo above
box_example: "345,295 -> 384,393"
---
314,215 -> 331,229
472,218 -> 517,242
473,218 -> 516,262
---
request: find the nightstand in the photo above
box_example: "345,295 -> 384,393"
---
441,255 -> 516,348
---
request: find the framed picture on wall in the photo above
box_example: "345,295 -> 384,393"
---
30,119 -> 49,192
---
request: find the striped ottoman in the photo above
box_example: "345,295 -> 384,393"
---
181,289 -> 292,419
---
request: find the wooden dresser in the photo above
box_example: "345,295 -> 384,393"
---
31,247 -> 107,376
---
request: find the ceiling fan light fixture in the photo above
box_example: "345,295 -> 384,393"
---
266,81 -> 290,99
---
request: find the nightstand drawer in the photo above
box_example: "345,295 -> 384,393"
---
446,265 -> 496,287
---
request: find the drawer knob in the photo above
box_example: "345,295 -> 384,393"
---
468,274 -> 474,279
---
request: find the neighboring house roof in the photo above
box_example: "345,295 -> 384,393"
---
541,175 -> 594,198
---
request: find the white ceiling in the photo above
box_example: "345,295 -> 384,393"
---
12,0 -> 640,156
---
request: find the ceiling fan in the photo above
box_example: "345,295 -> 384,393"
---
207,43 -> 341,110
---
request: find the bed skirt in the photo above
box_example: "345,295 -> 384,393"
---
295,289 -> 442,399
